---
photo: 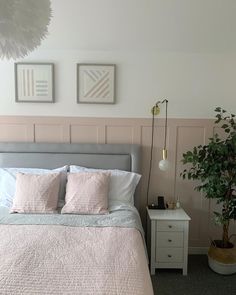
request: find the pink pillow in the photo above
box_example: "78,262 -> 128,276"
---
61,172 -> 110,214
11,173 -> 61,213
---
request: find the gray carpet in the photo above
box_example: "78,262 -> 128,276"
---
151,255 -> 236,295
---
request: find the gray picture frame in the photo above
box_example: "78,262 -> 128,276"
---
77,63 -> 116,104
15,62 -> 55,103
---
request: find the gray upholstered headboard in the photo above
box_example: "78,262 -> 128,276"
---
0,142 -> 141,205
0,143 -> 140,172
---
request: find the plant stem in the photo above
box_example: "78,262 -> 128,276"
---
222,221 -> 230,247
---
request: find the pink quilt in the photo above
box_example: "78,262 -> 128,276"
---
0,224 -> 153,294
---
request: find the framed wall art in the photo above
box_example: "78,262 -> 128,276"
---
77,63 -> 116,104
15,63 -> 54,103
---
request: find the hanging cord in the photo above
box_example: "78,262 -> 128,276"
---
146,106 -> 156,206
164,99 -> 168,150
146,99 -> 168,206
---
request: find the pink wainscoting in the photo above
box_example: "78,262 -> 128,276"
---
0,116 -> 233,250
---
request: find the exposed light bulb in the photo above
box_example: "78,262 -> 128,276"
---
159,148 -> 169,171
159,159 -> 170,171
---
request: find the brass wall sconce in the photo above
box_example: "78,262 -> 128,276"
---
151,99 -> 169,171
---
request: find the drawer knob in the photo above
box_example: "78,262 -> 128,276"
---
168,239 -> 172,242
168,254 -> 172,258
168,225 -> 172,228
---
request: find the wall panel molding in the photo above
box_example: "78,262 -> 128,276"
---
0,115 -> 217,247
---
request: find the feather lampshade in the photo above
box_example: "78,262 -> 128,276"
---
0,0 -> 52,59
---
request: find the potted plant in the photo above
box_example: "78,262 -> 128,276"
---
181,107 -> 236,274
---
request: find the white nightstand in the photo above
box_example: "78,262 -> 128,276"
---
147,207 -> 191,275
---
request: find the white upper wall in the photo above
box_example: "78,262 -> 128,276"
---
0,0 -> 236,118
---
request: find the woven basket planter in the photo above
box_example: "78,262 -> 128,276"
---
208,241 -> 236,275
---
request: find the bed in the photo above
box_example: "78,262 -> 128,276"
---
0,142 -> 153,295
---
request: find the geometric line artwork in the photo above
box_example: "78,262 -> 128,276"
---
22,70 -> 49,97
77,64 -> 115,104
15,63 -> 54,103
83,71 -> 110,98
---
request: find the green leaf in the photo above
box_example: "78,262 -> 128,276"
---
215,107 -> 221,112
222,124 -> 229,129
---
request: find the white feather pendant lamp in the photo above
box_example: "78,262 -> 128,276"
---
0,0 -> 52,59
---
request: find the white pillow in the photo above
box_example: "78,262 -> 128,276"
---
0,166 -> 68,209
69,165 -> 141,205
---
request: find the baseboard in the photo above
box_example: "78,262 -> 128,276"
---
189,247 -> 208,255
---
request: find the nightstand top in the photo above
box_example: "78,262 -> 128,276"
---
147,207 -> 191,221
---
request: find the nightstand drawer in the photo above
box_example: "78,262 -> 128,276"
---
156,232 -> 183,248
156,248 -> 183,263
156,220 -> 184,232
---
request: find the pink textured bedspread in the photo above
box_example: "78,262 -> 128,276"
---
0,225 -> 153,295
